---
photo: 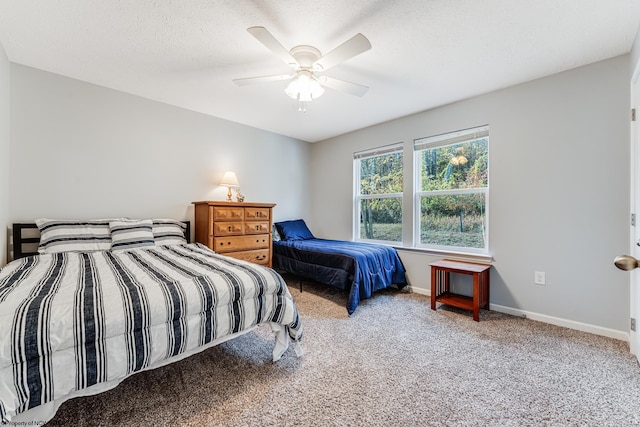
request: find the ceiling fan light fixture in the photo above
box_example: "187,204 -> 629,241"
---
284,71 -> 324,103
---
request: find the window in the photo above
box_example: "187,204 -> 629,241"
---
414,126 -> 489,253
354,143 -> 403,243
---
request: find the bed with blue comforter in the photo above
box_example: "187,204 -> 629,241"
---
273,220 -> 407,314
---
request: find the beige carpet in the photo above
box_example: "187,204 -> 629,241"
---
46,280 -> 640,426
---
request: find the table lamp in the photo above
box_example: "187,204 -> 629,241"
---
219,171 -> 239,202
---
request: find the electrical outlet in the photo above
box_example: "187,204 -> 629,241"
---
534,271 -> 546,285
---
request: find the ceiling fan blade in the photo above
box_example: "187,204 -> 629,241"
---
233,74 -> 293,86
314,33 -> 371,71
319,76 -> 369,97
247,26 -> 298,67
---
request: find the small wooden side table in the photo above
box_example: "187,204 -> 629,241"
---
430,260 -> 491,322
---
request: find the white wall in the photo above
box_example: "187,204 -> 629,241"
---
9,64 -> 310,243
310,55 -> 630,336
0,44 -> 9,266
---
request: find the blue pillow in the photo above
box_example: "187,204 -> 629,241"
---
275,219 -> 315,241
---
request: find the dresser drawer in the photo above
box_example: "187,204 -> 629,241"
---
213,222 -> 243,236
213,207 -> 244,221
224,249 -> 270,265
214,234 -> 270,253
244,221 -> 270,234
245,208 -> 271,220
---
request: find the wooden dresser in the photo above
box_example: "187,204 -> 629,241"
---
193,201 -> 276,267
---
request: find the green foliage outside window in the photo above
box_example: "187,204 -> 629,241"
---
421,139 -> 487,190
358,151 -> 402,242
359,151 -> 403,195
419,137 -> 488,249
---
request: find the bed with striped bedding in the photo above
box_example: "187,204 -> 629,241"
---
0,242 -> 303,424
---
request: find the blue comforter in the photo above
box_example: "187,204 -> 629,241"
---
273,238 -> 407,314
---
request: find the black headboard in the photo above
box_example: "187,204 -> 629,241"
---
12,221 -> 191,260
12,223 -> 40,260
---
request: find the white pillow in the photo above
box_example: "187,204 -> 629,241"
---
36,218 -> 113,254
109,219 -> 155,251
152,219 -> 187,246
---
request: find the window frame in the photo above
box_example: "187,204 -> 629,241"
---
413,125 -> 490,255
353,143 -> 404,245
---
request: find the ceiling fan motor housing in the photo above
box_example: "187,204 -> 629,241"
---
289,45 -> 323,71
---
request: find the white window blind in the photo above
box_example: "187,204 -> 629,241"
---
414,125 -> 489,151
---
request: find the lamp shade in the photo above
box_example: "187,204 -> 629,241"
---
219,171 -> 239,187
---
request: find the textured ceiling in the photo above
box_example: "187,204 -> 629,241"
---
0,1 -> 639,143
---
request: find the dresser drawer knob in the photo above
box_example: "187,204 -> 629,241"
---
228,226 -> 232,232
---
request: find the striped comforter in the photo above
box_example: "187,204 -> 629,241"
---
0,243 -> 302,423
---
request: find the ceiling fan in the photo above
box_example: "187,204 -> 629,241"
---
233,26 -> 372,111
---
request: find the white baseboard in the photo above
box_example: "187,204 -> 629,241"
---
406,286 -> 629,342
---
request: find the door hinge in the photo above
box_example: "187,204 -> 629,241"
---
633,213 -> 636,227
632,318 -> 636,332
633,108 -> 637,122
